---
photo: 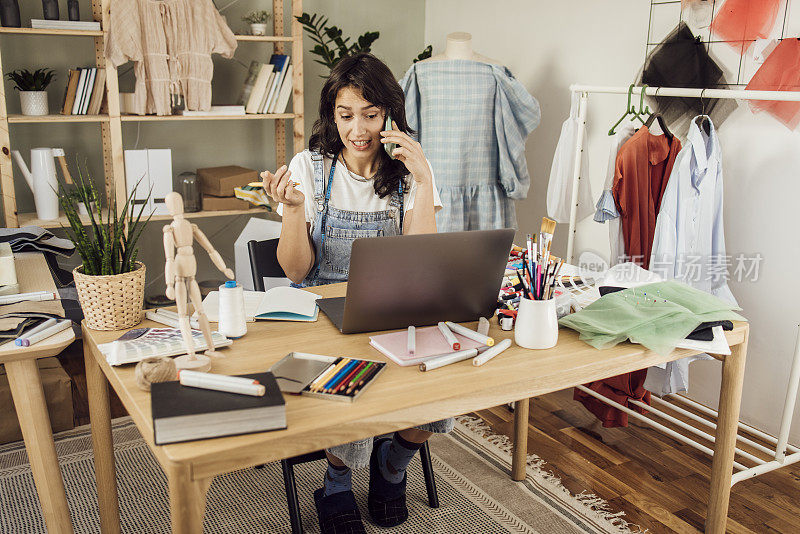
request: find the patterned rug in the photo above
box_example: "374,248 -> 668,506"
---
0,415 -> 642,533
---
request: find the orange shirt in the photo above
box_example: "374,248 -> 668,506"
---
612,126 -> 681,269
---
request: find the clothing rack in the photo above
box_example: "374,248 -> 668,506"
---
563,83 -> 800,486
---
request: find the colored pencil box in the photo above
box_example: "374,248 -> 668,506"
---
269,352 -> 386,403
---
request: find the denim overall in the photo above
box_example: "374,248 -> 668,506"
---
305,152 -> 454,469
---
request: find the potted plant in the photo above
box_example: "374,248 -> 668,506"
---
68,183 -> 99,215
242,10 -> 270,36
5,68 -> 55,116
57,163 -> 151,330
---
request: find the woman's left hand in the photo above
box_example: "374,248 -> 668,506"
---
381,121 -> 432,185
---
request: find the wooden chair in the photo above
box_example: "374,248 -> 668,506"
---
247,239 -> 440,533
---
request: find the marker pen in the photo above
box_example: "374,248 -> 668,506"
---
178,370 -> 260,386
407,326 -> 416,355
15,318 -> 57,346
445,321 -> 494,346
419,348 -> 479,372
179,373 -> 265,396
0,291 -> 58,306
437,322 -> 460,351
472,339 -> 512,366
19,319 -> 71,346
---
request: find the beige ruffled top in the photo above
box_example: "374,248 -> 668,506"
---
106,0 -> 237,115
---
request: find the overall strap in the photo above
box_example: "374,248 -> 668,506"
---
308,152 -> 337,283
389,179 -> 405,232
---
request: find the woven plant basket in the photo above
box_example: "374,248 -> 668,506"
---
74,262 -> 146,330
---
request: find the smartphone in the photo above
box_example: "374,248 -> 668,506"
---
384,113 -> 397,158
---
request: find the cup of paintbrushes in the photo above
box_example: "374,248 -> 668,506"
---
514,295 -> 558,350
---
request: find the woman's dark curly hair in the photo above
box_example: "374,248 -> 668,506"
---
309,53 -> 414,198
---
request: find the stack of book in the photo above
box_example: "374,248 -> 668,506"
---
238,54 -> 294,115
61,68 -> 106,115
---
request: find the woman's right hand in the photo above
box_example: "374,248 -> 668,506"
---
261,165 -> 305,208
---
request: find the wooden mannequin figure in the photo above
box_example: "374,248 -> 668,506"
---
163,192 -> 234,372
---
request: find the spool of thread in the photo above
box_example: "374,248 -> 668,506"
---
500,316 -> 514,331
135,357 -> 177,392
218,280 -> 247,338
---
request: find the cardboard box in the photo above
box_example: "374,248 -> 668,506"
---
197,165 -> 258,197
0,357 -> 74,444
201,194 -> 252,211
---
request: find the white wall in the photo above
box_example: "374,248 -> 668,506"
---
425,0 -> 800,442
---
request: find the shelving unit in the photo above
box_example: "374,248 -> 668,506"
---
0,0 -> 304,228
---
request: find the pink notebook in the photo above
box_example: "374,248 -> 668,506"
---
369,326 -> 485,367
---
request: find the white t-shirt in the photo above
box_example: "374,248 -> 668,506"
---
277,150 -> 443,223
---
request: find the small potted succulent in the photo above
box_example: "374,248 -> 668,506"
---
243,10 -> 270,36
68,182 -> 98,215
5,68 -> 55,116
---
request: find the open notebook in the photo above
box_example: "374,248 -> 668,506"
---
198,286 -> 321,322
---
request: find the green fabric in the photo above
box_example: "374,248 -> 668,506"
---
558,281 -> 745,356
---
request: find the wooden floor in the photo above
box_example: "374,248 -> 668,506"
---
476,390 -> 800,534
55,341 -> 799,533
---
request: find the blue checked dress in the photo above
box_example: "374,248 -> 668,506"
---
399,60 -> 540,231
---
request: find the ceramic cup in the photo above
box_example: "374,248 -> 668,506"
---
514,296 -> 558,349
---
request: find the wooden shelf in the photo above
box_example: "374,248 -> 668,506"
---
7,114 -> 109,123
234,35 -> 294,42
17,208 -> 270,228
0,27 -> 103,37
120,113 -> 295,122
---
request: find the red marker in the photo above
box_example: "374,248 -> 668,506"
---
437,322 -> 460,350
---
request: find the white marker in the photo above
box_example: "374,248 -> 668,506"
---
445,321 -> 494,346
21,319 -> 72,346
419,348 -> 479,372
179,372 -> 265,396
472,339 -> 512,367
178,370 -> 260,386
0,290 -> 58,306
477,317 -> 491,336
15,318 -> 57,346
437,321 -> 460,351
407,326 -> 416,355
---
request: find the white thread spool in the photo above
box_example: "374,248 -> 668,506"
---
218,281 -> 247,338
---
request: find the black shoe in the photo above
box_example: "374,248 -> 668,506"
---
368,437 -> 409,527
313,488 -> 366,534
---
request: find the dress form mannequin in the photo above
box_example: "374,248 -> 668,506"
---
422,31 -> 502,65
163,192 -> 234,372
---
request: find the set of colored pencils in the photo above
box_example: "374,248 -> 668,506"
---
307,357 -> 384,397
521,217 -> 564,301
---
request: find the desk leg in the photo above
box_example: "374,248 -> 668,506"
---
6,359 -> 74,534
167,463 -> 211,534
706,334 -> 748,534
84,338 -> 121,534
511,398 -> 530,481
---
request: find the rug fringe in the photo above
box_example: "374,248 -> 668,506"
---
456,415 -> 648,534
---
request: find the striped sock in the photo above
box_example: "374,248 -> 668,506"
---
378,432 -> 424,484
323,461 -> 352,496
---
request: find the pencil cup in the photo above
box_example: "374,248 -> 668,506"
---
514,297 -> 558,349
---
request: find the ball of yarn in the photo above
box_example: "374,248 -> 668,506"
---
135,357 -> 177,391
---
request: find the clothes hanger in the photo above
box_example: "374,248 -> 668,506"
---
608,84 -> 639,135
644,112 -> 674,140
697,89 -> 712,135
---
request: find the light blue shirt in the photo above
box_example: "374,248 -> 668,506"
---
650,116 -> 736,305
399,60 -> 540,231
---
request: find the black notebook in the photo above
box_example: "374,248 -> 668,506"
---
151,372 -> 286,445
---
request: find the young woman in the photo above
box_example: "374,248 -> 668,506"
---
261,53 -> 451,533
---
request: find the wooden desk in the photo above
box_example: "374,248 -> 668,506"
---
82,283 -> 748,534
0,253 -> 75,534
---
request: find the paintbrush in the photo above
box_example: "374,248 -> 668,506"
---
540,217 -> 556,267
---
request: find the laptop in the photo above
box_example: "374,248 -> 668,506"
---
316,229 -> 515,334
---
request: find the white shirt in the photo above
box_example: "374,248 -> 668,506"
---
277,150 -> 443,223
547,92 -> 593,223
650,116 -> 736,305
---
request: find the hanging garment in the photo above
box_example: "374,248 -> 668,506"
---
710,0 -> 780,54
106,0 -> 237,115
612,126 -> 681,269
594,123 -> 636,266
547,92 -> 592,224
640,22 -> 736,133
746,39 -> 800,130
650,116 -> 737,304
573,370 -> 650,428
400,60 -> 540,232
